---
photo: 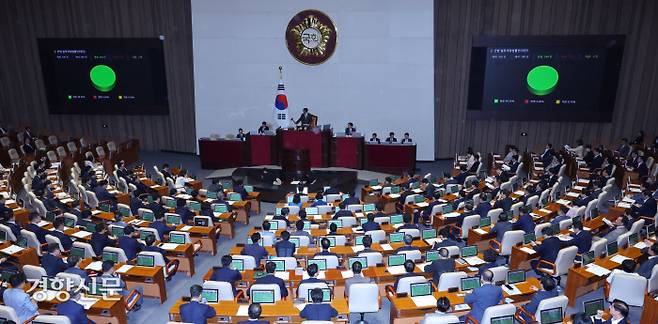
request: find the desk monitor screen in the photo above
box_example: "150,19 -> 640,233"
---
507,270 -> 525,284
165,198 -> 176,208
251,289 -> 275,304
505,210 -> 514,219
442,204 -> 453,213
0,230 -> 6,242
628,232 -> 639,245
461,276 -> 481,291
111,226 -> 124,238
118,206 -> 131,218
539,307 -> 563,324
141,211 -> 154,222
354,236 -> 364,246
389,232 -> 404,243
246,237 -> 264,246
202,289 -> 219,303
414,195 -> 425,203
326,236 -> 336,247
185,188 -> 194,195
550,222 -> 560,235
137,254 -> 155,267
45,212 -> 56,223
390,186 -> 401,194
269,259 -> 286,271
99,203 -> 111,213
102,251 -> 118,263
524,232 -> 536,244
606,241 -> 618,256
342,194 -> 351,200
422,228 -> 437,240
411,182 -> 421,190
591,208 -> 599,218
275,207 -> 283,216
359,218 -> 368,226
648,224 -> 656,237
491,315 -> 514,324
308,287 -> 331,302
388,254 -> 406,267
582,250 -> 595,266
410,282 -> 431,297
583,298 -> 604,317
228,193 -> 241,201
390,214 -> 404,225
0,270 -> 15,282
479,217 -> 492,228
63,217 -> 76,228
426,250 -> 440,262
303,221 -> 311,230
289,237 -> 300,248
16,237 -> 27,248
187,201 -> 201,212
305,207 -> 319,215
269,221 -> 279,230
85,222 -> 97,233
139,230 -> 152,240
307,258 -> 327,271
461,245 -> 478,258
450,185 -> 459,194
169,233 -> 186,244
230,259 -> 244,271
244,185 -> 254,193
70,246 -> 85,259
328,219 -> 342,229
348,257 -> 368,269
363,204 -> 376,212
206,191 -> 218,199
222,181 -> 233,190
369,179 -> 379,186
195,217 -> 209,227
166,214 -> 181,225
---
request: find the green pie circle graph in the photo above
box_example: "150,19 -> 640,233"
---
526,65 -> 558,96
89,65 -> 116,92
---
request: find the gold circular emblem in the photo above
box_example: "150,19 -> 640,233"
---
286,10 -> 337,65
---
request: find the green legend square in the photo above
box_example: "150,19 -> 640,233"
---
68,95 -> 72,100
494,98 -> 499,104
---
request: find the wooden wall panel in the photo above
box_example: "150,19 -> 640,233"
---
0,0 -> 195,152
434,0 -> 658,158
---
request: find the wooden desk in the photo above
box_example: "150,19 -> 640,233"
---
38,293 -> 128,324
0,241 -> 39,267
163,242 -> 196,276
363,143 -> 416,174
168,299 -> 349,323
640,293 -> 658,323
176,224 -> 220,256
247,192 -> 261,214
80,259 -> 168,303
230,200 -> 251,224
564,247 -> 643,307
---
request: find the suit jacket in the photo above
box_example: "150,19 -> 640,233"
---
467,160 -> 480,174
493,197 -> 513,212
57,299 -> 92,324
345,127 -> 356,136
41,253 -> 67,276
180,301 -> 217,324
241,243 -> 268,265
474,202 -> 491,219
361,221 -> 381,232
130,197 -> 145,215
147,202 -> 166,216
594,317 -> 629,324
550,214 -> 570,227
274,240 -> 296,257
637,256 -> 658,279
300,303 -> 338,321
143,245 -> 170,263
637,162 -> 649,178
566,230 -> 592,254
210,267 -> 242,293
150,220 -> 173,240
424,259 -> 454,284
93,185 -> 115,202
385,137 -> 397,143
536,236 -> 563,263
50,230 -> 73,250
464,283 -> 503,322
254,274 -> 288,297
344,274 -> 373,296
26,223 -> 49,244
296,112 -> 312,125
2,221 -> 21,240
491,221 -> 513,243
401,138 -> 413,144
339,196 -> 360,209
175,206 -> 195,224
90,232 -> 115,256
590,154 -> 604,169
635,197 -> 657,217
513,213 -> 535,234
118,236 -> 144,260
523,289 -> 558,314
618,144 -> 631,157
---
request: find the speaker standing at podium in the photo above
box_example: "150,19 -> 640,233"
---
294,107 -> 312,130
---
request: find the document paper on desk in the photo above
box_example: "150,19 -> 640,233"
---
78,297 -> 99,310
180,225 -> 193,231
371,185 -> 382,190
159,243 -> 180,250
0,245 -> 25,255
274,272 -> 290,280
85,261 -> 103,271
341,270 -> 354,279
585,264 -> 611,277
520,247 -> 536,254
116,265 -> 134,274
352,245 -> 365,253
474,228 -> 488,235
412,295 -> 437,308
610,255 -> 630,264
380,244 -> 393,251
502,284 -> 522,295
387,265 -> 406,275
617,202 -> 632,209
71,231 -> 92,239
236,305 -> 250,316
416,202 -> 429,208
463,256 -> 486,266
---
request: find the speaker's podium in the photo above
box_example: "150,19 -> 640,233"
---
276,128 -> 331,168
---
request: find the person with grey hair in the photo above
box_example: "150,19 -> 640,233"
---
236,303 -> 268,324
394,234 -> 420,254
424,248 -> 455,285
464,270 -> 503,323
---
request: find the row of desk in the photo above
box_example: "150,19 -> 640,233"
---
198,130 -> 417,174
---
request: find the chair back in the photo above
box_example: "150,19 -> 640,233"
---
539,189 -> 550,206
488,266 -> 509,284
648,265 -> 658,293
486,208 -> 503,226
45,234 -> 64,251
347,204 -> 363,212
232,255 -> 257,270
511,202 -> 524,217
86,190 -> 99,209
590,238 -> 607,257
139,227 -> 161,241
437,271 -> 467,291
202,281 -> 235,301
103,247 -> 128,263
608,272 -> 647,306
397,250 -> 422,262
327,235 -> 346,246
23,264 -> 47,281
290,235 -> 310,247
56,272 -> 83,287
0,305 -> 19,323
399,228 -> 420,238
33,315 -> 72,324
500,230 -> 524,256
314,255 -> 339,269
460,215 -> 480,239
297,282 -> 329,301
554,246 -> 578,276
20,229 -> 42,255
629,219 -> 645,234
480,304 -> 517,324
72,241 -> 96,258
348,283 -> 379,313
534,222 -> 551,238
535,295 -> 569,322
358,252 -> 383,267
558,218 -> 572,231
0,224 -> 17,242
340,217 -> 356,228
526,195 -> 539,209
365,230 -> 386,243
585,199 -> 598,219
325,194 -> 341,202
420,314 -> 461,324
396,276 -> 428,294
